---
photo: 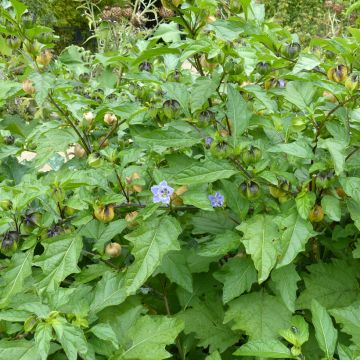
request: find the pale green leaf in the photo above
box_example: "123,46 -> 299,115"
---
237,215 -> 280,283
198,230 -> 240,257
213,257 -> 257,303
279,315 -> 309,348
296,191 -> 316,220
33,235 -> 83,292
283,81 -> 316,110
113,316 -> 183,360
340,177 -> 360,203
227,84 -> 252,146
268,140 -> 314,159
292,54 -> 321,74
297,260 -> 359,309
271,264 -> 300,312
173,158 -> 237,185
191,77 -> 220,113
225,291 -> 291,340
277,211 -> 315,267
330,303 -> 360,346
311,299 -> 338,358
321,195 -> 341,221
234,339 -> 294,358
90,271 -> 127,314
90,323 -> 119,349
0,340 -> 40,360
157,250 -> 193,292
0,250 -> 33,308
124,216 -> 181,295
34,323 -> 52,360
318,138 -> 346,175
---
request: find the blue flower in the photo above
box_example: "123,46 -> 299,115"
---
278,79 -> 286,88
151,180 -> 174,204
209,192 -> 224,207
205,136 -> 214,145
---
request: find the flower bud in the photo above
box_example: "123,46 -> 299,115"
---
22,79 -> 36,95
104,112 -> 117,125
105,242 -> 121,257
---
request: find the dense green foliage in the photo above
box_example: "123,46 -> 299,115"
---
1,0 -> 360,359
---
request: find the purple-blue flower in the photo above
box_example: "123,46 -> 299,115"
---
205,136 -> 214,145
151,180 -> 174,204
209,192 -> 224,207
278,79 -> 286,88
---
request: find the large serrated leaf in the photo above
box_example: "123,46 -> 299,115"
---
124,216 -> 181,295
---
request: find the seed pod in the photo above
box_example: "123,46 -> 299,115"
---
52,186 -> 65,203
322,91 -> 337,103
345,75 -> 360,91
74,143 -> 86,158
125,211 -> 139,228
94,204 -> 115,223
285,42 -> 301,59
105,242 -> 122,257
240,180 -> 261,200
0,200 -> 12,210
47,225 -> 62,238
159,7 -> 174,18
256,61 -> 270,75
240,145 -> 262,165
315,170 -> 334,189
22,79 -> 36,95
87,152 -> 103,168
309,205 -> 324,223
7,36 -> 21,50
327,65 -> 348,83
4,135 -> 15,145
163,99 -> 181,119
83,111 -> 95,126
336,187 -> 346,198
36,49 -> 53,66
139,61 -> 152,72
199,109 -> 216,127
104,112 -> 117,125
121,7 -> 133,18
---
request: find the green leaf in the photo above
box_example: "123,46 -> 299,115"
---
234,339 -> 294,358
198,230 -> 240,257
225,291 -> 291,340
179,297 -> 238,352
321,195 -> 341,221
226,84 -> 252,146
124,216 -> 181,295
0,340 -> 40,360
90,271 -> 126,314
0,250 -> 33,308
330,303 -> 360,346
270,264 -> 300,312
283,81 -> 316,110
237,215 -> 280,283
152,22 -> 182,43
221,179 -> 249,220
34,323 -> 52,360
268,139 -> 314,159
90,323 -> 119,349
213,257 -> 257,303
311,299 -> 338,358
277,211 -> 316,267
191,77 -> 220,113
279,315 -> 309,348
297,260 -> 360,309
292,54 -> 321,74
318,138 -> 346,175
162,82 -> 190,116
0,80 -> 22,102
295,191 -> 316,220
30,73 -> 55,106
80,219 -> 127,253
52,321 -> 88,360
33,234 -> 82,292
132,126 -> 201,149
157,250 -> 193,292
205,351 -> 222,360
340,177 -> 360,203
172,158 -> 237,185
113,316 -> 183,360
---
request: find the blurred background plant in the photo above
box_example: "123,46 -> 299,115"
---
265,0 -> 359,42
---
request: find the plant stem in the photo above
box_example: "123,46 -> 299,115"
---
48,94 -> 92,155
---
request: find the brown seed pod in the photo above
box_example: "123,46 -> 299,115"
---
22,79 -> 35,95
105,242 -> 122,257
